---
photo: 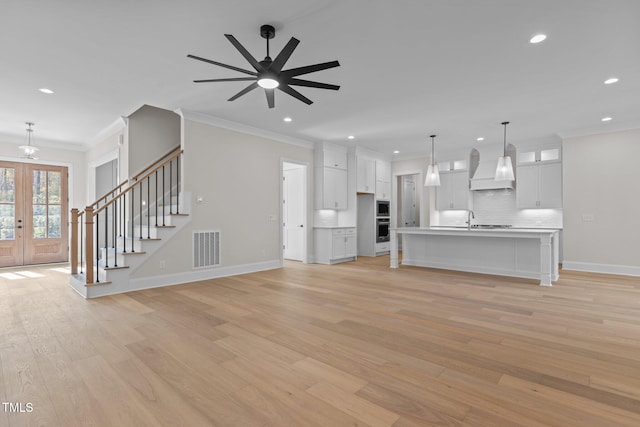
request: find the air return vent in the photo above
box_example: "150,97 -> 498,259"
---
193,230 -> 220,269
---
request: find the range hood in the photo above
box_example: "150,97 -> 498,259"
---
469,145 -> 516,191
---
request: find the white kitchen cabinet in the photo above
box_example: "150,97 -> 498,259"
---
436,171 -> 469,210
357,157 -> 376,193
315,145 -> 348,210
314,227 -> 357,264
517,162 -> 562,209
375,160 -> 391,200
323,149 -> 348,170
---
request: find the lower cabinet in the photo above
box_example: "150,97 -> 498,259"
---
314,227 -> 357,264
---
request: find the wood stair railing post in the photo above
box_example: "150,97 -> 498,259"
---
85,207 -> 95,284
70,208 -> 79,275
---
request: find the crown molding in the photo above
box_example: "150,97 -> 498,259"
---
175,109 -> 315,149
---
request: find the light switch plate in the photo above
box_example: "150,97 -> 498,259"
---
582,214 -> 595,222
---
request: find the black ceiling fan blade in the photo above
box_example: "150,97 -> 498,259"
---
265,89 -> 275,109
270,37 -> 300,73
287,78 -> 340,91
281,60 -> 340,77
187,54 -> 257,76
225,34 -> 263,72
193,77 -> 256,83
228,82 -> 259,101
278,84 -> 313,105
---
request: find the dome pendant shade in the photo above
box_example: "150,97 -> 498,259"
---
425,164 -> 441,186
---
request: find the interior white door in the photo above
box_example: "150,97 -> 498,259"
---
283,166 -> 305,261
402,179 -> 416,227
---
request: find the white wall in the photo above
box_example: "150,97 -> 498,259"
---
563,128 -> 640,275
131,118 -> 314,279
127,105 -> 180,177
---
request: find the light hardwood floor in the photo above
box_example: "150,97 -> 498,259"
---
2,258 -> 640,426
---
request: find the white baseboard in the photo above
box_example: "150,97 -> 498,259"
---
562,261 -> 640,277
87,260 -> 283,298
401,258 -> 541,281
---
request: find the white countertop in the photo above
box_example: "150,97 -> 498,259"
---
313,225 -> 356,229
393,227 -> 559,237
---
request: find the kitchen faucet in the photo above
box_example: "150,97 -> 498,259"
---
466,210 -> 475,230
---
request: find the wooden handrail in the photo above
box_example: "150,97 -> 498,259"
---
131,145 -> 181,181
88,179 -> 129,210
94,149 -> 183,216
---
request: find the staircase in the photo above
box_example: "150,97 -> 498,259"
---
69,147 -> 190,298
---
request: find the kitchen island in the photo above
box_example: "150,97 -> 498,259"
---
390,227 -> 560,286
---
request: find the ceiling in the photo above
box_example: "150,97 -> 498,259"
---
2,0 -> 639,158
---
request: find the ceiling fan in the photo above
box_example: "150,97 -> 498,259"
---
188,24 -> 340,108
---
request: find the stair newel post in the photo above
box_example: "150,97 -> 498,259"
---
85,207 -> 95,284
146,176 -> 150,239
70,208 -> 79,275
176,152 -> 180,214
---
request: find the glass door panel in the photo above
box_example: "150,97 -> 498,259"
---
0,162 -> 24,266
24,164 -> 68,265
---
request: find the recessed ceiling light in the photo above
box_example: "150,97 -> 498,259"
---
476,137 -> 485,141
604,77 -> 619,85
347,135 -> 355,140
38,88 -> 54,94
529,34 -> 547,44
601,117 -> 613,122
283,117 -> 292,122
393,150 -> 400,154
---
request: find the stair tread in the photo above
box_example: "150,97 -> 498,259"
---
103,265 -> 130,271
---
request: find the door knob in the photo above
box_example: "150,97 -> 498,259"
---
298,225 -> 304,228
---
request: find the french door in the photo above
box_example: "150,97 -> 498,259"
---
0,161 -> 68,267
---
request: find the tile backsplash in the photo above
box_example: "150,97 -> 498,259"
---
437,189 -> 563,228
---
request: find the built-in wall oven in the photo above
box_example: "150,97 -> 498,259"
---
376,218 -> 390,242
376,200 -> 390,217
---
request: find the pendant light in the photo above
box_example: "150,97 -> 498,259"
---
424,134 -> 440,186
19,122 -> 39,159
495,121 -> 514,181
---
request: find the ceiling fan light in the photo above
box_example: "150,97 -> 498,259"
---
257,77 -> 279,89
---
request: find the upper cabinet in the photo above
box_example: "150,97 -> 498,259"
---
315,144 -> 348,210
437,170 -> 469,210
356,157 -> 376,194
517,162 -> 562,209
375,160 -> 391,200
516,146 -> 562,209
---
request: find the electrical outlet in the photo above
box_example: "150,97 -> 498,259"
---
159,260 -> 166,269
582,214 -> 595,222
